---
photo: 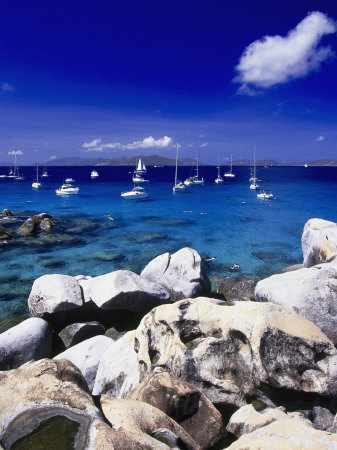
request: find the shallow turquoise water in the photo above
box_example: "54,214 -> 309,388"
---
1,165 -> 337,321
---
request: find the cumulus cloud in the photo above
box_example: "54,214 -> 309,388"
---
234,11 -> 337,93
315,135 -> 325,141
1,82 -> 14,92
49,155 -> 57,160
200,142 -> 208,148
82,136 -> 173,152
125,136 -> 172,149
8,150 -> 23,155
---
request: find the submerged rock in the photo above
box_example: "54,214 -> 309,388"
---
141,247 -> 211,301
0,225 -> 12,240
302,218 -> 337,267
255,260 -> 337,344
135,298 -> 337,409
17,213 -> 55,236
0,317 -> 52,370
0,209 -> 12,217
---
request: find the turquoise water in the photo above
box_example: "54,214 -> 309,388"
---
1,165 -> 337,321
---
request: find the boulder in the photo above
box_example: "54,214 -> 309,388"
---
92,331 -> 139,398
135,298 -> 337,409
100,396 -> 200,450
227,417 -> 337,449
217,276 -> 257,301
87,270 -> 170,314
0,317 -> 52,370
227,404 -> 288,438
311,406 -> 335,432
141,247 -> 211,300
17,213 -> 55,236
58,321 -> 106,348
254,260 -> 337,344
28,274 -> 83,320
0,359 -> 107,449
280,263 -> 303,274
302,218 -> 337,267
54,335 -> 113,392
0,225 -> 12,240
0,209 -> 12,217
127,367 -> 224,449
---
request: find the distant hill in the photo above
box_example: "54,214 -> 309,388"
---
45,154 -> 194,166
305,159 -> 337,166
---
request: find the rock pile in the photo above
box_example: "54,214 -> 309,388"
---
1,220 -> 337,448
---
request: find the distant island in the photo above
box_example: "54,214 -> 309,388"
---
1,155 -> 337,167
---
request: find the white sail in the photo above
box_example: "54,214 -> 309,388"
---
136,158 -> 147,174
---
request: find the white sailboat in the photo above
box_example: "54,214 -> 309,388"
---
132,157 -> 148,182
215,165 -> 223,184
13,152 -> 24,180
257,189 -> 273,199
41,167 -> 49,178
249,146 -> 259,190
224,155 -> 235,178
173,145 -> 185,192
32,161 -> 42,189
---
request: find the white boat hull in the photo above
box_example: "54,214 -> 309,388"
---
32,182 -> 42,189
121,191 -> 149,200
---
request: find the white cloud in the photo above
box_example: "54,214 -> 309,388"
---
8,150 -> 23,155
315,135 -> 325,141
126,136 -> 172,149
200,142 -> 208,148
49,155 -> 57,160
234,11 -> 337,93
82,138 -> 102,148
1,82 -> 14,92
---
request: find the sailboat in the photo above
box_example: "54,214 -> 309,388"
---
185,151 -> 204,185
32,161 -> 42,189
224,156 -> 235,178
132,157 -> 148,183
173,145 -> 185,192
7,166 -> 15,178
41,167 -> 49,178
13,152 -> 24,180
215,165 -> 223,184
249,146 -> 259,190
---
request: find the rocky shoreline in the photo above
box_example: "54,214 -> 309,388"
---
1,217 -> 337,448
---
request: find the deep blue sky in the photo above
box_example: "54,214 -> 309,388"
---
1,0 -> 337,164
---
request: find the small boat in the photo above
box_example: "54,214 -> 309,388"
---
121,186 -> 149,200
224,156 -> 235,178
132,173 -> 149,183
32,160 -> 42,189
91,170 -> 99,179
41,167 -> 49,178
304,163 -> 308,168
65,177 -> 75,183
173,145 -> 186,192
135,158 -> 147,175
56,183 -> 79,195
257,189 -> 273,199
215,165 -> 223,184
184,177 -> 194,186
249,146 -> 259,190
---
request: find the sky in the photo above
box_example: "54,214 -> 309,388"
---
1,0 -> 337,164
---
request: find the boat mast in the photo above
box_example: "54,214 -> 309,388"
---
174,144 -> 179,186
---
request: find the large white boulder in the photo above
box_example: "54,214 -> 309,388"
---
302,218 -> 337,267
87,270 -> 170,314
54,335 -> 113,392
141,247 -> 211,300
28,274 -> 83,317
135,298 -> 337,408
92,330 -> 140,398
0,317 -> 53,370
254,260 -> 337,344
227,417 -> 337,449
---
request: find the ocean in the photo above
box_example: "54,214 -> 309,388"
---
1,164 -> 337,322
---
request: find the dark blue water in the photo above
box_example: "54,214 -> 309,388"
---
1,165 -> 337,321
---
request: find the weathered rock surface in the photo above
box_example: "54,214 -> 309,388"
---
141,247 -> 211,300
311,406 -> 335,432
87,269 -> 170,314
0,317 -> 52,370
54,335 -> 113,392
280,263 -> 303,273
28,274 -> 83,319
0,225 -> 12,240
217,276 -> 257,301
302,218 -> 337,267
58,321 -> 106,348
93,331 -> 139,398
0,209 -> 12,217
127,367 -> 224,449
227,417 -> 337,449
254,260 -> 337,344
0,359 -> 107,449
101,396 -> 200,450
135,298 -> 337,409
17,213 -> 55,236
227,404 -> 288,438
